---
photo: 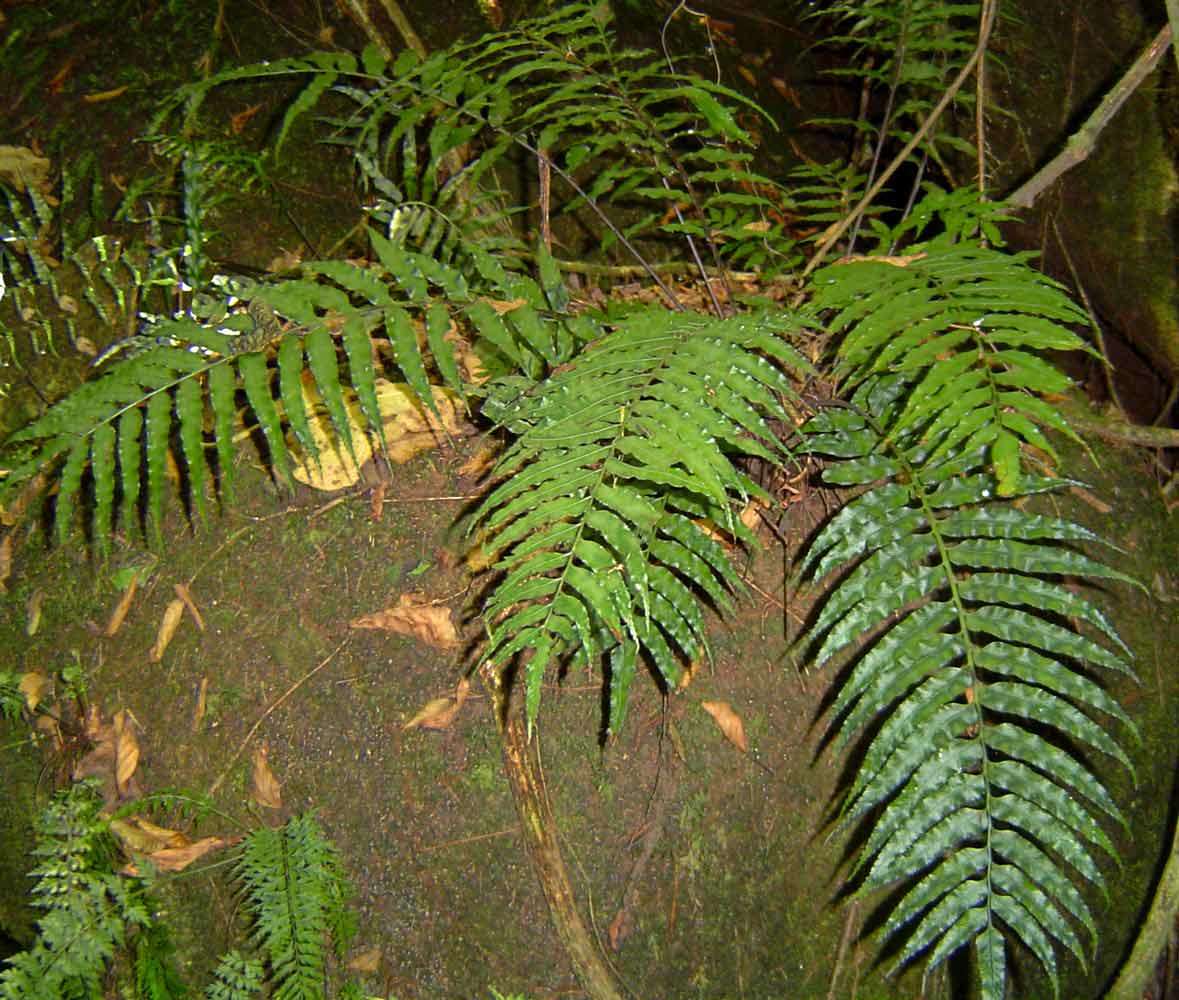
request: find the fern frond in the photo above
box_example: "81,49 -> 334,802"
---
800,368 -> 1136,997
236,814 -> 355,1000
0,782 -> 153,1000
477,305 -> 811,733
205,951 -> 264,1000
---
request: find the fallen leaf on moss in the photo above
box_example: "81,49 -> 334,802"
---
701,700 -> 747,753
403,677 -> 470,732
251,744 -> 282,810
105,576 -> 139,637
174,582 -> 205,631
122,835 -> 238,876
351,592 -> 460,649
18,671 -> 51,712
113,709 -> 140,795
348,946 -> 383,974
192,676 -> 208,733
25,589 -> 44,636
150,598 -> 185,662
0,145 -> 51,193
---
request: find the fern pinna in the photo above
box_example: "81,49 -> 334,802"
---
477,306 -> 812,734
799,246 -> 1138,997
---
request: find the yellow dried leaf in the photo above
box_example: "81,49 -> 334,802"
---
192,676 -> 208,733
174,582 -> 205,631
350,592 -> 459,649
0,145 -> 51,193
0,532 -> 12,593
150,598 -> 185,662
25,589 -> 43,636
130,816 -> 188,848
403,696 -> 462,732
105,577 -> 139,637
374,380 -> 464,465
347,946 -> 383,974
251,744 -> 283,810
113,709 -> 140,794
122,835 -> 237,876
18,671 -> 51,712
701,700 -> 748,753
110,818 -> 172,855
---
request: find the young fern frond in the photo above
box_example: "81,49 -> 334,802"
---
800,245 -> 1140,999
236,815 -> 355,1000
476,305 -> 812,733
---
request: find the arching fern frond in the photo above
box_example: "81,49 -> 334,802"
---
799,242 -> 1139,999
476,305 -> 813,733
0,233 -> 569,548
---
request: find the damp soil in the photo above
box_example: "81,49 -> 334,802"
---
2,4 -> 1179,1000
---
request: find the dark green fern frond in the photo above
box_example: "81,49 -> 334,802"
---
476,304 -> 812,733
798,235 -> 1140,998
236,815 -> 355,1000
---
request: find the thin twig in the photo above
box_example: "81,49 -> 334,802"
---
209,638 -> 350,796
1007,23 -> 1172,209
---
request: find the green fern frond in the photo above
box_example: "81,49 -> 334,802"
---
236,815 -> 355,1000
205,951 -> 264,1000
0,231 -> 545,544
476,304 -> 812,733
799,237 -> 1138,998
0,782 -> 153,1000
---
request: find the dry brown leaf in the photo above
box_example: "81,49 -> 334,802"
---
0,532 -> 12,593
485,296 -> 527,315
113,709 -> 140,795
607,907 -> 635,951
25,589 -> 44,636
174,582 -> 205,631
350,592 -> 460,649
0,145 -> 51,193
105,577 -> 139,637
18,671 -> 51,712
122,835 -> 238,876
701,700 -> 748,753
739,499 -> 766,534
192,676 -> 208,733
403,697 -> 461,732
251,744 -> 283,810
403,677 -> 471,732
130,816 -> 188,848
110,818 -> 173,855
150,598 -> 185,662
369,480 -> 387,521
347,946 -> 383,974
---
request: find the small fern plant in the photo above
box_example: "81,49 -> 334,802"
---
0,782 -> 357,1000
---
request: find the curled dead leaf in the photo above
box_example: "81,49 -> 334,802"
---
122,835 -> 238,876
113,709 -> 141,795
25,589 -> 44,636
0,532 -> 12,593
251,744 -> 283,810
701,700 -> 748,753
403,677 -> 471,732
18,671 -> 51,712
150,598 -> 185,661
174,582 -> 205,631
105,577 -> 139,637
350,592 -> 459,649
